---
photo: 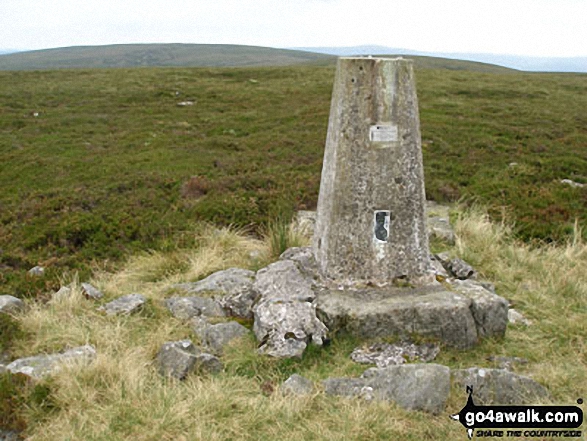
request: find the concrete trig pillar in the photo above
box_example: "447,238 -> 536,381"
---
313,57 -> 432,286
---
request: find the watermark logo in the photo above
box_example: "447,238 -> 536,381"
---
450,386 -> 583,439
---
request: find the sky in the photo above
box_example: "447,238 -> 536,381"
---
1,0 -> 586,57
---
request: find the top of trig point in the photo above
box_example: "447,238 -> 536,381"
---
313,56 -> 433,287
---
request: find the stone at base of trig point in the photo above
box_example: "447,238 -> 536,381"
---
315,283 -> 509,349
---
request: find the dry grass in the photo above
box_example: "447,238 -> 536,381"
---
8,211 -> 587,440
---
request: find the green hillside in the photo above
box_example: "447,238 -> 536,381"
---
0,44 -> 334,70
0,63 -> 586,299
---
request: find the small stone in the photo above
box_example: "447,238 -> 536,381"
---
279,247 -> 319,279
452,367 -> 550,405
0,295 -> 25,314
447,258 -> 477,280
508,309 -> 532,326
165,296 -> 225,320
99,294 -> 146,316
6,345 -> 97,379
81,283 -> 103,300
193,321 -> 249,354
281,374 -> 314,396
52,286 -> 72,301
156,340 -> 223,379
28,266 -> 44,276
177,101 -> 194,106
560,179 -> 585,188
350,341 -> 440,368
324,363 -> 450,414
429,255 -> 449,279
487,355 -> 528,371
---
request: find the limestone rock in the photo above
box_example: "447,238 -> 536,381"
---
560,179 -> 585,188
175,269 -> 256,319
487,355 -> 528,371
435,253 -> 477,280
193,321 -> 249,354
0,295 -> 25,314
351,341 -> 440,368
165,296 -> 225,320
279,247 -> 319,279
429,255 -> 449,279
452,368 -> 550,405
324,364 -> 450,414
253,260 -> 328,358
52,286 -> 72,301
81,283 -> 104,300
156,340 -> 222,379
99,294 -> 146,316
508,308 -> 532,326
449,279 -> 509,339
28,266 -> 44,276
316,285 -> 478,349
281,374 -> 314,396
6,345 -> 96,379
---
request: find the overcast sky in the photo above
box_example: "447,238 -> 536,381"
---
1,0 -> 586,57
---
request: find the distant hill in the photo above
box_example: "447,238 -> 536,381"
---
294,45 -> 587,73
0,44 -> 335,70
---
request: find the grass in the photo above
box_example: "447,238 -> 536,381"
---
1,208 -> 585,440
0,64 -> 585,300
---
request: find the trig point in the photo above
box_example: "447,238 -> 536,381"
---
313,57 -> 432,286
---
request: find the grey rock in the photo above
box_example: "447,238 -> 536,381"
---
316,285 -> 478,349
175,269 -> 257,318
99,294 -> 146,316
156,340 -> 223,379
0,295 -> 24,314
508,308 -> 532,326
488,355 -> 528,371
449,279 -> 509,339
351,341 -> 440,367
175,268 -> 258,320
281,374 -> 314,396
561,179 -> 585,188
279,247 -> 319,279
324,363 -> 450,414
193,321 -> 249,354
81,283 -> 104,300
447,258 -> 477,280
165,296 -> 225,320
28,266 -> 44,276
6,345 -> 97,379
253,260 -> 328,358
429,255 -> 450,279
452,368 -> 550,405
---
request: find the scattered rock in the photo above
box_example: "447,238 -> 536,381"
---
323,364 -> 450,414
156,340 -> 222,379
446,258 -> 477,280
52,286 -> 72,301
449,279 -> 509,339
508,308 -> 532,326
81,283 -> 104,300
350,341 -> 440,368
0,295 -> 25,314
487,355 -> 528,371
253,260 -> 328,358
560,179 -> 585,188
177,101 -> 194,107
281,374 -> 314,396
193,321 -> 249,354
28,266 -> 44,277
6,345 -> 97,379
99,294 -> 146,316
165,296 -> 225,320
452,368 -> 550,405
176,268 -> 258,320
429,255 -> 449,279
279,247 -> 319,278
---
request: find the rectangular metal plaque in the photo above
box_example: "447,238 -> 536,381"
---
369,125 -> 398,143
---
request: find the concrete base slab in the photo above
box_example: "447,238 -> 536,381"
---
316,285 -> 486,349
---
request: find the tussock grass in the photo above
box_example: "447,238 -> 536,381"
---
7,211 -> 587,440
